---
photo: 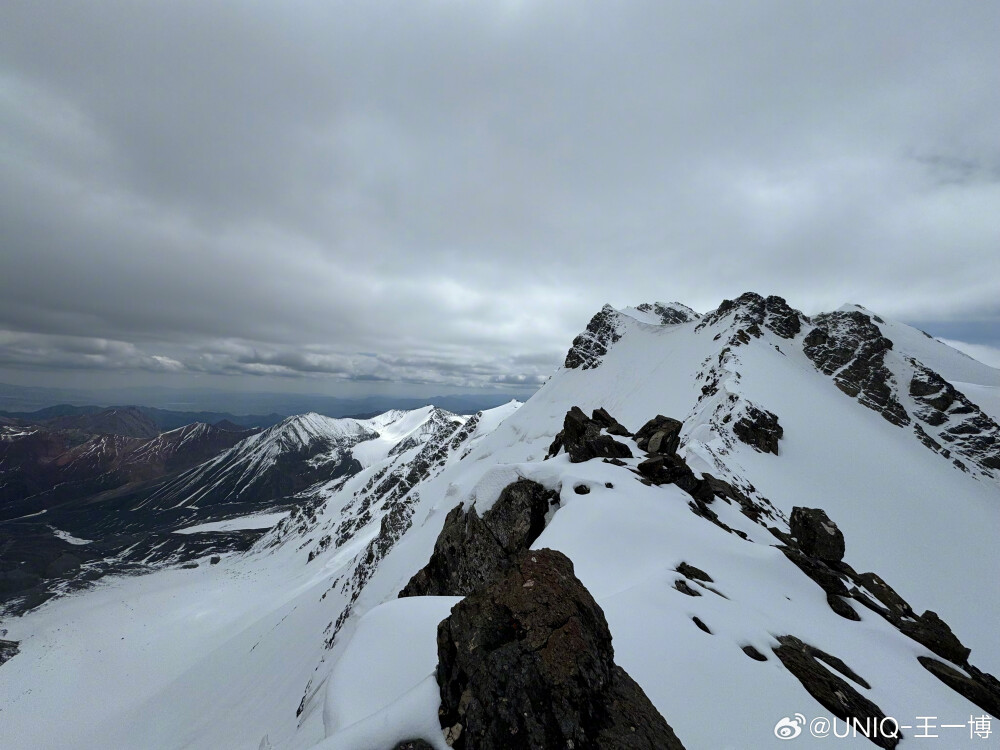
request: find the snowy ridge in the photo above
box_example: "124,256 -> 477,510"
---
2,298 -> 998,750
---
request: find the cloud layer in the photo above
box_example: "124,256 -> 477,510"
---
2,1 -> 998,391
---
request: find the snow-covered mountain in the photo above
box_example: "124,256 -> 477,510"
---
1,293 -> 998,750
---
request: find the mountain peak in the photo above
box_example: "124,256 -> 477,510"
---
698,292 -> 806,340
564,304 -> 626,370
630,301 -> 701,325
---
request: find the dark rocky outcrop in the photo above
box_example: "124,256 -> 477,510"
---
773,635 -> 898,749
393,741 -> 434,750
636,455 -> 700,495
898,610 -> 971,665
634,415 -> 682,455
673,579 -> 701,597
918,656 -> 1000,719
803,311 -> 909,427
564,305 -> 624,370
853,572 -> 913,620
435,549 -> 686,749
399,479 -> 556,598
789,507 -> 845,563
908,360 -> 1000,473
692,616 -> 711,634
0,638 -> 19,667
742,645 -> 768,662
591,407 -> 632,437
697,293 -> 804,340
732,406 -> 783,455
676,562 -> 713,583
781,547 -> 849,597
548,407 -> 633,463
635,301 -> 701,325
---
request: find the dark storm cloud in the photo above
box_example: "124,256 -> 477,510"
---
2,1 -> 999,391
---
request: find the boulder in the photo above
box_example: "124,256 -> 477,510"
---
435,549 -> 686,749
634,415 -> 682,455
789,507 -> 845,563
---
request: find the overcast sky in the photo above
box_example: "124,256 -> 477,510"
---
2,1 -> 999,398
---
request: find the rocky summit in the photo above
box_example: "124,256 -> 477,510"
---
2,293 -> 999,750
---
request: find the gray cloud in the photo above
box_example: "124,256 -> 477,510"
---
2,1 -> 999,394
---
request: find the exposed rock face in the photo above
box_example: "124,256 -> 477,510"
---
898,610 -> 971,665
697,292 -> 804,340
634,415 -> 682,455
773,635 -> 899,749
803,311 -> 910,427
908,360 -> 1000,473
435,548 -> 686,750
789,507 -> 845,563
918,656 -> 1000,719
548,407 -> 633,463
399,479 -> 555,597
635,301 -> 701,325
732,405 -> 783,455
564,305 -> 625,370
0,638 -> 19,667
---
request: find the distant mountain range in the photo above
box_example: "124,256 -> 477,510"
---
0,382 -> 536,418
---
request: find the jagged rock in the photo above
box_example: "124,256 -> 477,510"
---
557,407 -> 633,463
0,638 -> 19,667
692,616 -> 711,634
634,415 -> 682,454
591,407 -> 632,437
803,311 -> 910,427
908,360 -> 1000,473
676,562 -> 713,583
393,741 -> 434,750
853,572 -> 912,620
564,305 -> 624,370
898,610 -> 971,665
789,507 -> 845,563
636,455 -> 702,496
917,657 -> 1000,719
697,293 -> 804,340
673,579 -> 701,597
773,635 -> 898,749
399,479 -> 555,597
435,548 -> 686,750
732,406 -> 783,455
635,301 -> 701,325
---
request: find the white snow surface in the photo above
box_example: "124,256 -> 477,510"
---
2,305 -> 998,750
173,511 -> 291,534
49,527 -> 92,545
